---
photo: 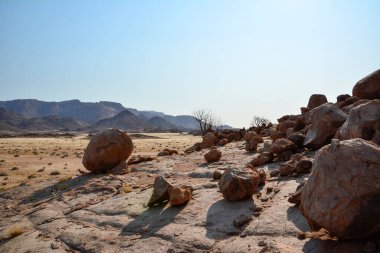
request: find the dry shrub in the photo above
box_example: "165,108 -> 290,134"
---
4,224 -> 27,238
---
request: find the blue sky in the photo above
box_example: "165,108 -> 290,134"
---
1,0 -> 379,127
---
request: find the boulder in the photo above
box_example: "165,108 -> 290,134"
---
303,103 -> 347,149
269,129 -> 284,141
300,139 -> 380,239
201,132 -> 217,148
249,152 -> 274,167
82,129 -> 134,173
352,69 -> 380,100
287,132 -> 305,147
148,176 -> 173,206
307,94 -> 328,109
219,168 -> 260,202
213,170 -> 223,180
245,136 -> 264,151
337,94 -> 351,103
270,138 -> 297,155
244,131 -> 257,141
204,148 -> 222,163
168,185 -> 193,206
218,138 -> 229,146
257,141 -> 271,153
339,100 -> 380,142
279,154 -> 312,176
277,120 -> 296,134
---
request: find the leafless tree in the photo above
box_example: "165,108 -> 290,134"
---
250,116 -> 271,128
193,109 -> 220,135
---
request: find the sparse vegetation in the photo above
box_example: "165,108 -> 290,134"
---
250,116 -> 272,128
193,109 -> 222,134
4,224 -> 27,238
123,184 -> 132,193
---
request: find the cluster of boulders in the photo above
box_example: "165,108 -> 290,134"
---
148,176 -> 193,206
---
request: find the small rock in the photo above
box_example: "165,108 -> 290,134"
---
269,169 -> 280,177
51,243 -> 60,250
213,170 -> 223,180
168,185 -> 193,206
148,176 -> 173,207
258,240 -> 267,247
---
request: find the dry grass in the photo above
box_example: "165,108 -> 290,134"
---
4,224 -> 27,238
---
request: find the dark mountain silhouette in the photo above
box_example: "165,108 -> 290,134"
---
147,116 -> 182,131
0,107 -> 83,131
91,110 -> 153,132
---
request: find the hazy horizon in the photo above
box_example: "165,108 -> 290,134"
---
1,0 -> 379,128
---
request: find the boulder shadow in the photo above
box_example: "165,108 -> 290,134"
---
120,203 -> 186,237
302,237 -> 369,253
286,206 -> 310,232
205,198 -> 255,240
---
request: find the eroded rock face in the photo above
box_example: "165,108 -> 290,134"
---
307,94 -> 328,109
82,129 -> 134,173
300,139 -> 380,239
270,138 -> 297,155
168,185 -> 193,206
148,176 -> 173,207
287,132 -> 305,147
353,69 -> 380,100
339,100 -> 380,142
204,149 -> 222,163
219,168 -> 260,202
303,103 -> 347,149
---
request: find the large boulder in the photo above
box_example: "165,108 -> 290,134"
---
82,129 -> 134,173
249,152 -> 274,167
352,69 -> 380,100
339,100 -> 380,142
303,103 -> 347,149
300,139 -> 380,239
218,168 -> 260,202
270,138 -> 297,155
307,94 -> 328,109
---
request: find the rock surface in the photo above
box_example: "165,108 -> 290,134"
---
148,176 -> 173,206
218,168 -> 260,202
82,128 -> 134,173
307,94 -> 328,109
204,149 -> 222,163
352,69 -> 380,100
168,185 -> 193,206
270,138 -> 297,155
339,100 -> 380,142
300,138 -> 380,239
303,103 -> 347,149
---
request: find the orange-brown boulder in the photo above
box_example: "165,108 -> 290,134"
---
148,176 -> 173,207
307,94 -> 328,109
204,148 -> 222,163
219,168 -> 260,202
270,138 -> 297,155
300,139 -> 380,239
168,185 -> 193,206
201,132 -> 217,148
352,69 -> 380,100
82,129 -> 133,173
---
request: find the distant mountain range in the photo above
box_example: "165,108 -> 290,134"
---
0,99 -> 206,132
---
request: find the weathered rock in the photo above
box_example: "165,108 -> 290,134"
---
82,129 -> 134,173
270,138 -> 297,155
204,149 -> 222,163
201,133 -> 217,148
279,154 -> 311,176
249,152 -> 274,167
353,69 -> 380,100
245,136 -> 264,151
300,138 -> 380,239
157,148 -> 178,156
213,170 -> 223,180
287,132 -> 305,147
269,129 -> 284,141
288,181 -> 305,206
307,94 -> 328,109
258,169 -> 266,186
148,176 -> 173,207
304,103 -> 347,149
278,150 -> 293,161
127,155 -> 154,165
337,94 -> 351,103
257,141 -> 271,153
269,169 -> 280,177
219,168 -> 260,202
219,138 -> 229,146
277,120 -> 296,134
339,100 -> 380,142
244,131 -> 257,141
168,185 -> 193,206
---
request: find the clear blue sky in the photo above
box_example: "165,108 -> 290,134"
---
1,0 -> 379,127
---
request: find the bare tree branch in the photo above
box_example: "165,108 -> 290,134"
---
250,116 -> 271,128
193,109 -> 221,135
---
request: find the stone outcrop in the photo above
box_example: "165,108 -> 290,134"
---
300,139 -> 380,239
307,94 -> 328,109
82,128 -> 134,173
303,103 -> 347,149
219,168 -> 260,202
352,69 -> 380,100
339,100 -> 380,143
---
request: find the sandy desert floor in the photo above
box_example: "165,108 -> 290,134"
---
0,133 -> 201,191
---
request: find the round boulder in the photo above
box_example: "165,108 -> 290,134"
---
352,69 -> 380,100
219,168 -> 260,202
82,129 -> 133,173
204,148 -> 222,163
300,138 -> 380,239
270,138 -> 297,155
